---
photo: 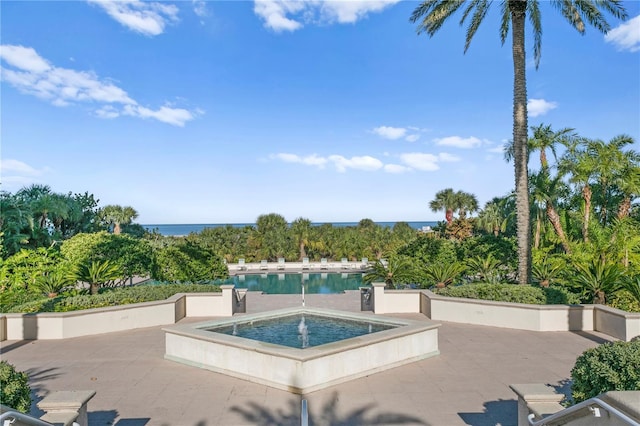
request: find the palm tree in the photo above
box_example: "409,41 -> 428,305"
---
585,135 -> 637,225
529,170 -> 572,254
410,0 -> 627,285
422,262 -> 465,288
100,205 -> 139,235
558,138 -> 597,242
572,259 -> 625,304
363,256 -> 417,289
74,259 -> 122,295
453,190 -> 479,219
476,201 -> 507,236
465,254 -> 504,284
290,217 -> 312,260
429,188 -> 457,225
528,124 -> 576,171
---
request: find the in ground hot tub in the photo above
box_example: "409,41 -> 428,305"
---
164,307 -> 440,394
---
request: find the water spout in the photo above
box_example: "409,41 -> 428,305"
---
298,316 -> 309,348
301,283 -> 305,307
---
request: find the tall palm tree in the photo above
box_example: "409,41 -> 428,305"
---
558,138 -> 597,242
586,135 -> 637,225
453,190 -> 479,219
477,201 -> 507,236
290,217 -> 312,260
528,123 -> 576,171
101,205 -> 139,235
529,170 -> 572,253
429,188 -> 457,225
410,0 -> 627,285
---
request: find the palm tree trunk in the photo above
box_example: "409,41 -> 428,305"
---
511,1 -> 531,285
445,209 -> 453,225
582,185 -> 592,242
617,196 -> 631,219
114,222 -> 122,234
546,203 -> 571,254
534,214 -> 541,249
299,242 -> 306,260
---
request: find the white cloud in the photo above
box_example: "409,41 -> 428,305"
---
373,125 -> 421,142
270,153 -> 328,168
0,159 -> 51,189
384,164 -> 412,174
487,144 -> 506,154
373,126 -> 406,140
88,0 -> 179,36
328,155 -> 383,172
192,0 -> 208,18
270,150 -> 457,173
253,0 -> 400,32
0,44 -> 51,72
605,15 -> 640,52
399,153 -> 440,171
0,44 -> 199,126
528,98 -> 557,117
434,136 -> 482,149
438,152 -> 460,162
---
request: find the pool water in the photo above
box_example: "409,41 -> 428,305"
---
207,313 -> 396,349
228,272 -> 365,294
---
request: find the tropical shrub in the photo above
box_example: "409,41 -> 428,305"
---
35,265 -> 76,297
570,340 -> 640,403
456,235 -> 518,270
570,260 -> 625,304
434,283 -> 580,305
6,283 -> 221,313
465,254 -> 506,284
608,290 -> 640,313
61,232 -> 153,283
421,262 -> 465,288
74,259 -> 122,295
397,234 -> 457,266
532,256 -> 567,287
152,240 -> 228,282
0,360 -> 32,413
363,256 -> 418,289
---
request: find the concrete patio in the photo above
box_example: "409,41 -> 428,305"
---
1,292 -> 616,426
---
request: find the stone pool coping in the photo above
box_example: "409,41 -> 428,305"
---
163,307 -> 441,394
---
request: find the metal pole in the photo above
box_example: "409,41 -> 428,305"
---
301,399 -> 308,426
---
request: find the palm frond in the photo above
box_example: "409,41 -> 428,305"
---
527,1 -> 543,64
464,0 -> 491,53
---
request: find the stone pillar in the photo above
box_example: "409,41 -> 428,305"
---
509,384 -> 564,426
220,285 -> 235,316
37,390 -> 96,426
372,283 -> 386,314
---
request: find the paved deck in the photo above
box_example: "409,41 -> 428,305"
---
1,292 -> 616,426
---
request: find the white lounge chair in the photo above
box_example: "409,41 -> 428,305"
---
302,257 -> 310,270
320,258 -> 329,270
341,258 -> 349,269
277,258 -> 286,270
260,260 -> 268,271
238,258 -> 247,271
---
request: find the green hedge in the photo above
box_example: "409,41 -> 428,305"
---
7,283 -> 221,313
433,283 -> 581,305
571,340 -> 640,403
0,361 -> 32,413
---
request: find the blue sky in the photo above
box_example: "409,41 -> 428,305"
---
2,1 -> 639,225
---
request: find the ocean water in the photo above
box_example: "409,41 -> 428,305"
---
143,221 -> 438,236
